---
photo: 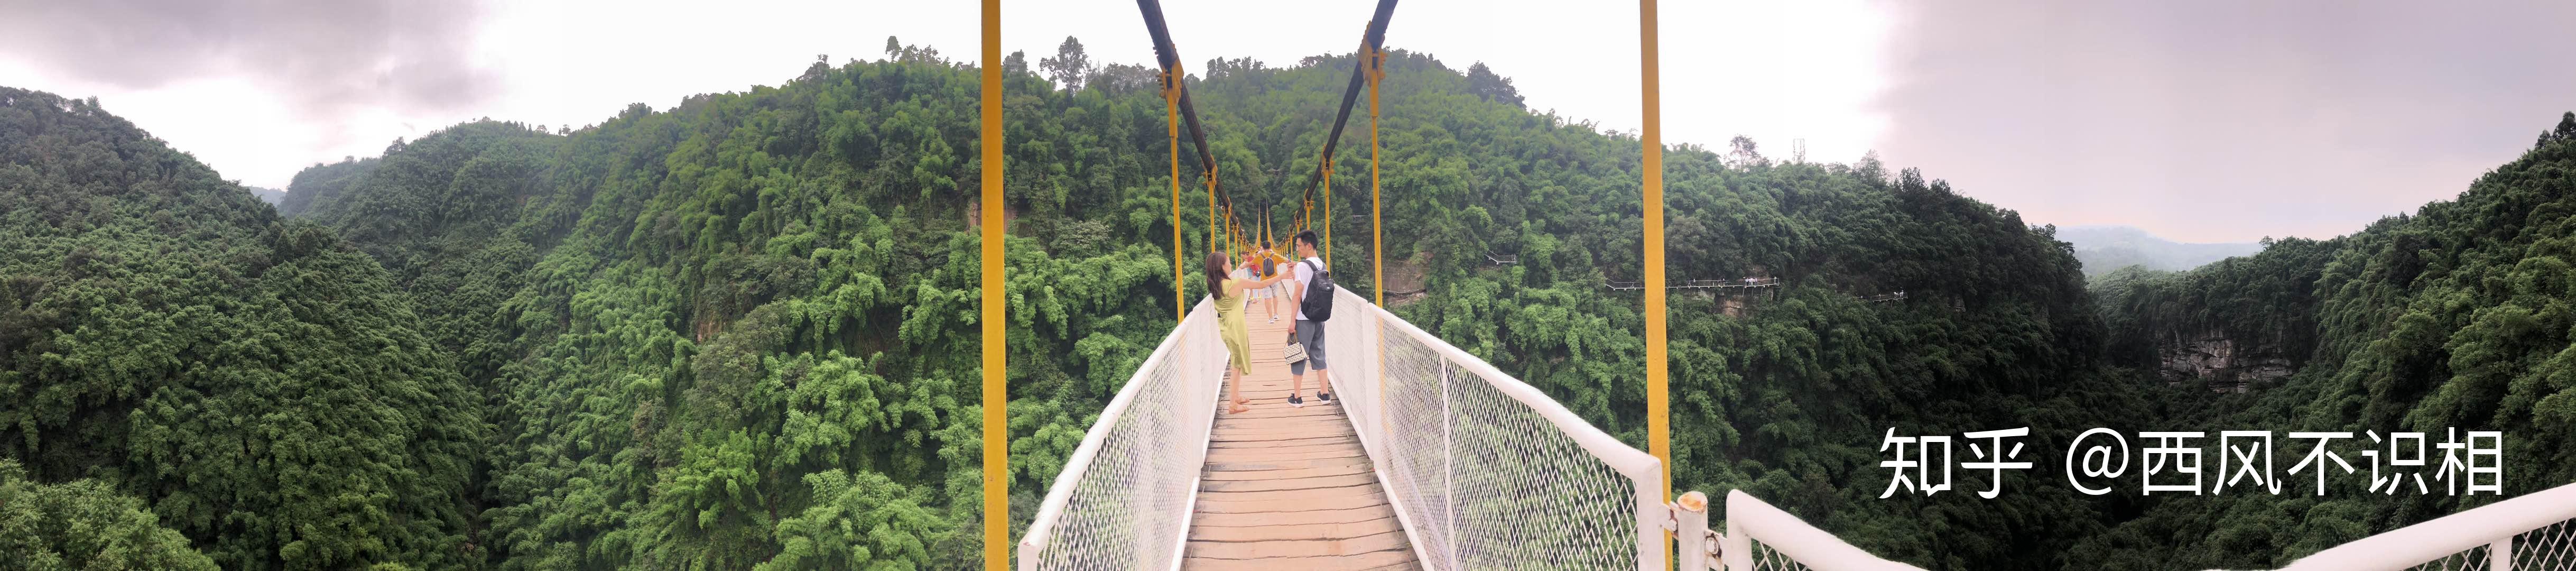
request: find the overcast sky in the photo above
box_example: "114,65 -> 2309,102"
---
3,1 -> 2568,242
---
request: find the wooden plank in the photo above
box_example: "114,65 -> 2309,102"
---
1189,506 -> 1392,527
1199,484 -> 1384,504
1208,435 -> 1357,448
1207,442 -> 1363,457
1204,446 -> 1367,463
1203,455 -> 1372,473
1182,303 -> 1415,569
1186,515 -> 1402,542
1209,419 -> 1357,434
1179,548 -> 1416,570
1210,424 -> 1355,436
1198,472 -> 1380,492
1199,463 -> 1374,481
1209,429 -> 1355,442
1185,529 -> 1410,559
1227,407 -> 1347,420
1196,491 -> 1386,513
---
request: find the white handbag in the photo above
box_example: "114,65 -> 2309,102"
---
1282,335 -> 1308,365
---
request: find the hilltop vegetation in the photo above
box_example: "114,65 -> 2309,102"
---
7,32 -> 2573,570
271,38 -> 2136,569
2080,113 -> 2576,569
0,87 -> 484,570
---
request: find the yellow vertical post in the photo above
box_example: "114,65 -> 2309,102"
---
1166,70 -> 1185,320
977,0 -> 1007,568
1639,0 -> 1674,566
1322,161 -> 1333,266
1367,47 -> 1385,307
1205,168 -> 1217,253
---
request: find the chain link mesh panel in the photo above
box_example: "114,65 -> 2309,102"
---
1020,303 -> 1218,570
1332,290 -> 1664,571
1375,320 -> 1455,568
1747,539 -> 1815,571
1445,364 -> 1654,570
2519,520 -> 2576,570
2399,518 -> 2576,571
2401,546 -> 2490,571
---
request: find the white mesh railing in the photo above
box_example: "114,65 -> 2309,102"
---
2270,482 -> 2576,571
1324,288 -> 1671,571
1021,287 -> 2576,571
1017,298 -> 1224,571
1698,490 -> 1922,571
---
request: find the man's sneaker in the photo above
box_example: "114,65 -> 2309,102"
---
1287,394 -> 1305,408
1318,391 -> 1333,404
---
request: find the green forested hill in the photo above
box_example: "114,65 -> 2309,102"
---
2082,114 -> 2576,569
10,36 -> 2571,570
0,88 -> 485,570
267,40 -> 2142,570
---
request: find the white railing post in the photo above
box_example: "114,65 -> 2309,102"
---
1725,490 -> 1927,570
2278,482 -> 2576,571
1442,358 -> 1459,569
1674,491 -> 1713,571
1723,513 -> 1752,571
1017,298 -> 1219,571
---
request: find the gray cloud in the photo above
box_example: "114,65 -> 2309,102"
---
1871,1 -> 2576,242
0,0 -> 496,144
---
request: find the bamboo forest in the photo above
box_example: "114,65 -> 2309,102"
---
6,36 -> 2576,570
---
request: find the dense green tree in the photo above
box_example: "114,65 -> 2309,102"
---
2078,115 -> 2576,569
0,87 -> 485,570
0,459 -> 217,571
13,34 -> 2574,570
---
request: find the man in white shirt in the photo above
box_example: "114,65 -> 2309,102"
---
1283,230 -> 1332,407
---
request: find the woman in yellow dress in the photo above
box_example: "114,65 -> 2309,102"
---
1206,251 -> 1290,413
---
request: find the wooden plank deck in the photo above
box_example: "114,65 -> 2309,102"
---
1183,307 -> 1420,570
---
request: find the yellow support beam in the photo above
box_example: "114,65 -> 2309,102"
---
1206,167 -> 1216,252
1367,46 -> 1385,307
1166,67 -> 1186,321
978,0 -> 1007,568
1322,161 -> 1333,266
1639,0 -> 1674,567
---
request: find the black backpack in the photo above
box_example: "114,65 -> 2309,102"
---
1299,260 -> 1335,321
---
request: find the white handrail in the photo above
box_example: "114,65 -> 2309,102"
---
1353,289 -> 1665,478
1723,491 -> 1927,571
1328,288 -> 1669,570
1017,297 -> 1219,570
2274,482 -> 2576,571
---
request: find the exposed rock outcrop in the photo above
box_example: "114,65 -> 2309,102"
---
2157,330 -> 2294,392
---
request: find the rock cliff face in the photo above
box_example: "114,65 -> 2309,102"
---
2157,330 -> 2294,392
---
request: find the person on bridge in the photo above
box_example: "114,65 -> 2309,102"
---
1258,242 -> 1284,324
1284,230 -> 1334,408
1207,251 -> 1292,414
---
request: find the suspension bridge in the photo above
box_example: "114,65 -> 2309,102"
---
975,1 -> 2576,569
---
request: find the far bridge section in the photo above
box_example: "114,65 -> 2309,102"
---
1018,290 -> 2576,571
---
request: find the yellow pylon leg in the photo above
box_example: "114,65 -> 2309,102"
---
1639,0 -> 1674,567
978,1 -> 1007,568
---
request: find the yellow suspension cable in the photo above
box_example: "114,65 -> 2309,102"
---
1322,160 -> 1333,266
1368,45 -> 1386,308
1165,66 -> 1186,319
976,1 -> 1005,568
1206,165 -> 1219,253
1639,0 -> 1675,565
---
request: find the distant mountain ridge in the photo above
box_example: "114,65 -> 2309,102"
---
2058,225 -> 2261,276
244,186 -> 285,206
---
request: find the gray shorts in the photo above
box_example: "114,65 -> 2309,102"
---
1291,319 -> 1328,374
